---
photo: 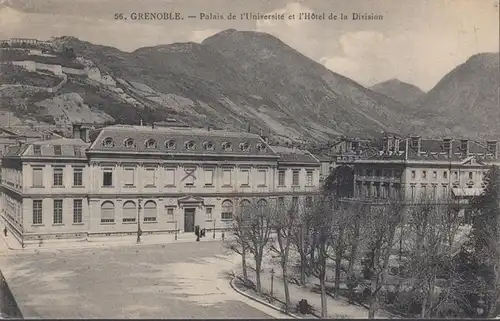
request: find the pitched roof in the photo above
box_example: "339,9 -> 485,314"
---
271,145 -> 319,164
88,125 -> 277,157
5,138 -> 90,158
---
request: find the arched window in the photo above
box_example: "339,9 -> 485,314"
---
102,137 -> 114,148
221,200 -> 233,221
165,140 -> 176,150
185,140 -> 196,150
239,199 -> 251,219
221,141 -> 232,151
239,142 -> 250,152
203,141 -> 215,151
122,201 -> 136,223
123,138 -> 135,148
143,201 -> 157,222
101,201 -> 115,223
257,199 -> 268,208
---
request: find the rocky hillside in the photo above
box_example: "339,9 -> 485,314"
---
0,30 -> 498,142
370,79 -> 425,105
409,52 -> 500,139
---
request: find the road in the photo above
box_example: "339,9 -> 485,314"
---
0,241 -> 280,318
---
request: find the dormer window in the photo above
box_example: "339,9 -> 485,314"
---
103,137 -> 114,148
256,143 -> 267,152
165,140 -> 176,150
145,139 -> 157,149
239,142 -> 250,152
203,141 -> 215,151
185,140 -> 196,150
124,138 -> 135,148
53,145 -> 62,155
221,141 -> 232,151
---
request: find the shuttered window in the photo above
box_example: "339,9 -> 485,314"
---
123,168 -> 135,186
222,169 -> 231,186
204,169 -> 214,186
165,168 -> 175,186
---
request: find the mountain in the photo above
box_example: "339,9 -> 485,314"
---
1,30 -> 410,144
370,79 -> 425,105
410,52 -> 500,139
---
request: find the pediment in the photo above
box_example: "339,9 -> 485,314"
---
178,195 -> 204,203
461,156 -> 485,166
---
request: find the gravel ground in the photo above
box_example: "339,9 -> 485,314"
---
0,242 -> 273,319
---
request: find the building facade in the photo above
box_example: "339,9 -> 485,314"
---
0,125 -> 320,244
349,135 -> 498,211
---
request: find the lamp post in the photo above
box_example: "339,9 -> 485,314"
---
175,220 -> 178,240
137,198 -> 142,243
270,268 -> 275,299
213,219 -> 216,239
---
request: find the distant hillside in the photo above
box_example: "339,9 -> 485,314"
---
370,79 -> 425,105
409,52 -> 500,139
0,30 -> 497,142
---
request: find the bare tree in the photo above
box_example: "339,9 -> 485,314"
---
363,198 -> 406,319
289,198 -> 315,286
244,198 -> 274,294
269,197 -> 299,312
224,199 -> 252,281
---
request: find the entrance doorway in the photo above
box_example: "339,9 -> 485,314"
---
184,208 -> 195,232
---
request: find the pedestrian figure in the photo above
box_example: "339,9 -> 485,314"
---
195,225 -> 200,242
3,227 -> 7,237
201,228 -> 206,238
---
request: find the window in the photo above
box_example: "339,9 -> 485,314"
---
468,172 -> 473,180
53,145 -> 62,155
221,200 -> 233,220
73,167 -> 83,186
221,141 -> 232,151
33,200 -> 42,224
240,169 -> 250,186
443,171 -> 448,179
124,138 -> 135,148
442,185 -> 448,198
453,171 -> 458,180
144,168 -> 156,187
222,169 -> 231,186
165,168 -> 175,186
53,167 -> 63,186
53,199 -> 63,224
278,170 -> 286,186
103,168 -> 113,187
206,207 -> 213,220
103,137 -> 114,147
123,167 -> 135,186
204,169 -> 214,186
165,140 -> 176,150
74,146 -> 82,157
421,184 -> 427,196
240,142 -> 250,152
291,197 -> 299,209
145,139 -> 157,149
411,171 -> 416,179
292,170 -> 299,185
122,201 -> 136,223
410,185 -> 416,201
32,167 -> 43,187
278,197 -> 285,207
422,171 -> 427,179
257,199 -> 268,213
100,201 -> 115,223
375,184 -> 381,198
306,171 -> 313,186
73,199 -> 83,223
256,143 -> 267,152
33,145 -> 41,155
185,140 -> 196,150
257,169 -> 267,186
432,185 -> 438,198
166,207 -> 175,221
143,201 -> 157,222
375,170 -> 382,177
433,171 -> 437,179
184,167 -> 196,186
203,141 -> 215,151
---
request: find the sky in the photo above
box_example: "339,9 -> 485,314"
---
0,0 -> 498,91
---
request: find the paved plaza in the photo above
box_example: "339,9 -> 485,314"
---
0,241 -> 282,318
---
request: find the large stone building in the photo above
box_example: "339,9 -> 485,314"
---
349,135 -> 498,213
0,124 -> 320,245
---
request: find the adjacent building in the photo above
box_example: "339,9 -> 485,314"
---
0,124 -> 321,245
349,134 -> 499,215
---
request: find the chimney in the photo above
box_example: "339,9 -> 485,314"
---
487,140 -> 498,158
443,138 -> 452,156
411,136 -> 422,153
79,127 -> 90,143
460,139 -> 469,157
394,137 -> 400,152
72,123 -> 82,139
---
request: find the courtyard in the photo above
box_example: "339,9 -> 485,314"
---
0,241 -> 281,319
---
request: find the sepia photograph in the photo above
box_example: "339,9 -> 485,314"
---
0,0 -> 499,319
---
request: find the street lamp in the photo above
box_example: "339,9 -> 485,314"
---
213,219 -> 216,239
137,198 -> 142,243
